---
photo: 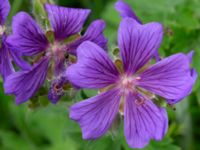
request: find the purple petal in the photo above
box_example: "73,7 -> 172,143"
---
0,35 -> 14,80
115,0 -> 161,62
124,92 -> 168,148
0,0 -> 10,25
167,68 -> 197,104
115,0 -> 141,24
67,19 -> 108,55
187,50 -> 194,63
167,51 -> 197,104
66,41 -> 119,89
4,57 -> 50,104
118,18 -> 163,74
70,88 -> 121,139
0,35 -> 31,80
154,50 -> 161,61
54,56 -> 66,76
6,12 -> 48,56
138,53 -> 192,100
45,4 -> 90,41
9,48 -> 31,70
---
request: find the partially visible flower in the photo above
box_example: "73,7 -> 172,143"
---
66,18 -> 196,148
115,0 -> 141,23
0,0 -> 30,80
0,0 -> 12,80
4,4 -> 107,104
0,0 -> 10,27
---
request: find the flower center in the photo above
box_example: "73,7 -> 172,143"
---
119,75 -> 141,95
45,42 -> 69,80
118,75 -> 143,115
50,42 -> 66,59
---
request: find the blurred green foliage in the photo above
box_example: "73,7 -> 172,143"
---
1,0 -> 200,149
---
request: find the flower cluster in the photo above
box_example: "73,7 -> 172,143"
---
0,0 -> 197,149
2,1 -> 107,104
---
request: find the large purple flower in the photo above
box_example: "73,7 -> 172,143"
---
66,18 -> 196,148
4,4 -> 107,104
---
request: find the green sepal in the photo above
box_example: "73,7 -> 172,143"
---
46,30 -> 55,43
62,34 -> 81,45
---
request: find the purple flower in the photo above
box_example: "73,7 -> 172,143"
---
4,4 -> 107,104
66,18 -> 196,148
0,0 -> 30,80
0,0 -> 12,80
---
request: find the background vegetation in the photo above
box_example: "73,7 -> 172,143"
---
0,0 -> 200,149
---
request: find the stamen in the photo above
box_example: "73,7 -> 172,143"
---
0,26 -> 5,36
114,59 -> 124,74
119,97 -> 125,116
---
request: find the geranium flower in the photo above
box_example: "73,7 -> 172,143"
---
4,3 -> 107,104
66,18 -> 196,148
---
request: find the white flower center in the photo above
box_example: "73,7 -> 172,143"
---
119,75 -> 141,95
